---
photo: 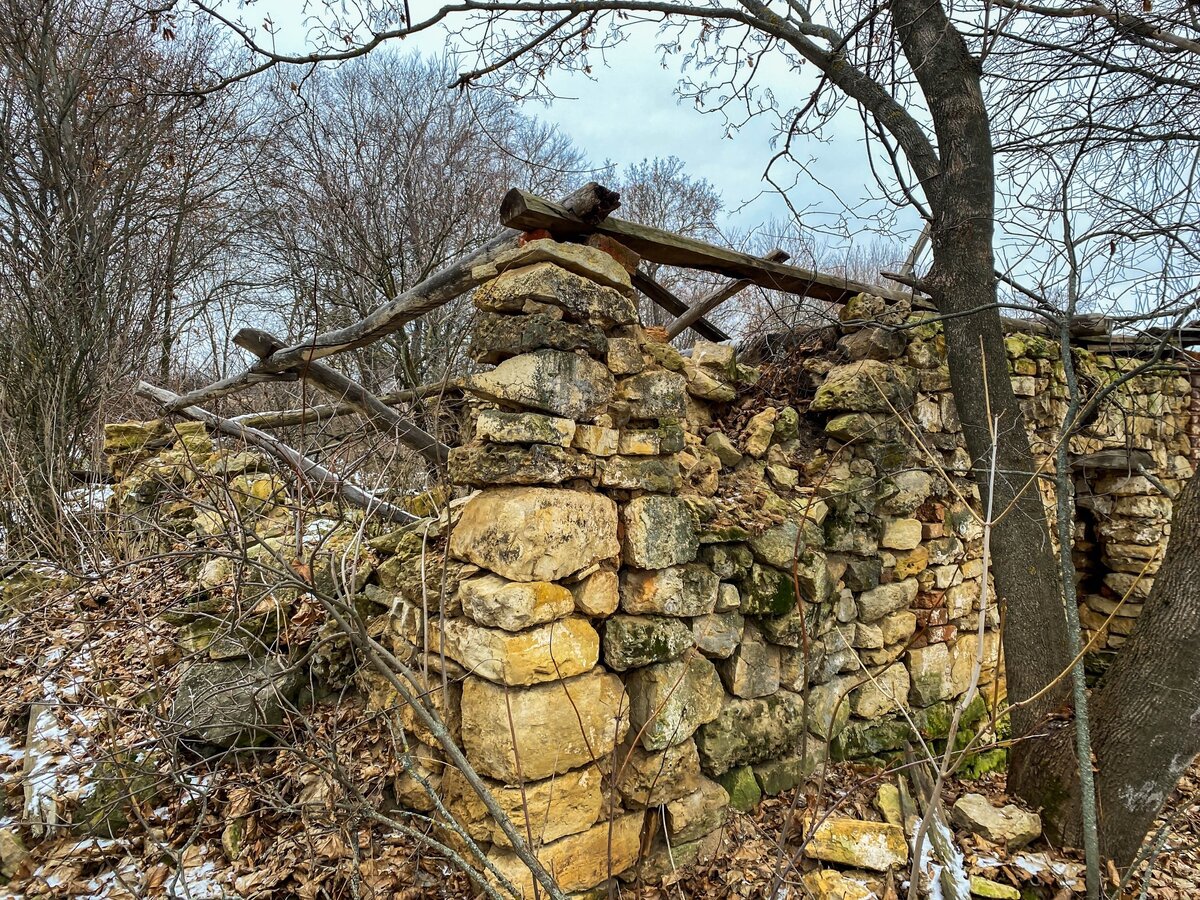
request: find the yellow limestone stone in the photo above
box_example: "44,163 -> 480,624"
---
801,816 -> 909,871
486,811 -> 643,897
449,487 -> 619,583
440,763 -> 603,847
492,239 -> 635,296
461,667 -> 630,782
801,869 -> 876,900
431,616 -> 599,686
457,573 -> 574,631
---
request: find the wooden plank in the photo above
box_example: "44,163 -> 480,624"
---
234,328 -> 448,466
631,272 -> 730,342
162,369 -> 298,414
136,381 -> 417,523
501,189 -> 913,305
247,184 -> 625,376
233,380 -> 463,431
667,248 -> 790,340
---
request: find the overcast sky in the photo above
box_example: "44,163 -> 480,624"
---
240,1 -> 919,250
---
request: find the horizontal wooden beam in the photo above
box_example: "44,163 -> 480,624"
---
502,189 -> 914,305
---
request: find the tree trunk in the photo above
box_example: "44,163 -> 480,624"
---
1038,471 -> 1200,869
889,0 -> 1073,763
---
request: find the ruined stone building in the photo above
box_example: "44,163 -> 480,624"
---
103,235 -> 1198,895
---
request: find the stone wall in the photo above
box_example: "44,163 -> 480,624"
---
100,235 -> 1196,896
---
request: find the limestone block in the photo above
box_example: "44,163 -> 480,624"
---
753,739 -> 828,795
666,777 -> 729,842
432,616 -> 598,686
879,610 -> 918,645
695,690 -> 807,775
572,424 -> 619,456
615,370 -> 688,420
857,578 -> 919,622
717,765 -> 762,812
692,340 -> 736,372
466,349 -> 615,421
810,360 -> 915,414
449,487 -> 618,582
738,562 -> 797,616
705,432 -> 743,468
598,454 -> 682,492
469,311 -> 607,363
703,544 -> 754,580
802,870 -> 876,900
458,574 -> 575,632
894,545 -> 929,579
743,408 -> 777,458
907,642 -> 955,707
474,409 -> 576,447
801,817 -> 909,871
606,337 -> 645,375
614,737 -> 701,807
880,517 -> 922,550
603,615 -> 695,671
475,258 -> 636,324
805,676 -> 855,740
951,794 -> 1041,850
569,565 -> 619,617
485,811 -> 643,897
448,443 -> 594,486
618,423 -> 685,456
684,361 -> 737,402
620,563 -> 718,617
622,494 -> 698,569
460,668 -> 629,782
718,623 -> 780,699
692,612 -> 745,659
850,664 -> 910,718
441,763 -> 603,847
839,326 -> 908,362
715,582 -> 741,612
626,651 -> 725,750
496,239 -> 634,292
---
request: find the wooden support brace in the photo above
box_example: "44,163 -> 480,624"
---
631,271 -> 731,342
135,381 -> 417,523
233,329 -> 448,467
666,248 -> 791,340
232,380 -> 463,431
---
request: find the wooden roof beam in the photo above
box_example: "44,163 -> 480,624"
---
501,189 -> 914,305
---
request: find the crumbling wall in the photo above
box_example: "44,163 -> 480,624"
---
99,235 -> 1195,895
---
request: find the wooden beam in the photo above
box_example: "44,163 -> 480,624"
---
162,370 -> 298,415
501,189 -> 914,305
234,329 -> 448,467
631,271 -> 731,342
135,381 -> 417,523
667,248 -> 790,340
232,380 -> 463,431
246,183 -> 624,376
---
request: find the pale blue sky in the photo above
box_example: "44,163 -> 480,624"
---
237,1 -> 917,246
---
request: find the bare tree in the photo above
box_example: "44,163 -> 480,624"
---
0,0 -> 247,555
239,52 -> 588,395
170,0 -> 1200,879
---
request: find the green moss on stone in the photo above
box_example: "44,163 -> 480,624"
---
717,765 -> 762,812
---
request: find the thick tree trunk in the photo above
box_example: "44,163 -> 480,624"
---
1039,471 -> 1200,869
889,0 -> 1073,765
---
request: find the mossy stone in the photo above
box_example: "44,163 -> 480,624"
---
717,765 -> 762,812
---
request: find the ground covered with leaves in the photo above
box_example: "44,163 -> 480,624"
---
0,569 -> 1195,899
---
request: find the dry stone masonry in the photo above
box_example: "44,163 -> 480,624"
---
97,235 -> 1197,896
